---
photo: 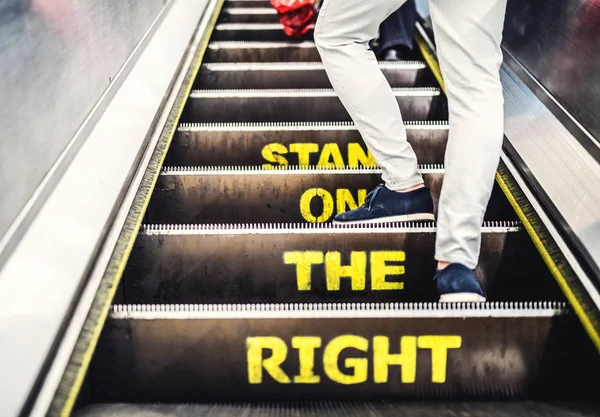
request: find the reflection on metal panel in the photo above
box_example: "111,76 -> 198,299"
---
503,0 -> 600,141
501,63 -> 600,277
0,0 -> 167,243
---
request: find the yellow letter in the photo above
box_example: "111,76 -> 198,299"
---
317,144 -> 345,168
373,336 -> 417,383
292,337 -> 322,383
371,251 -> 405,290
261,143 -> 289,169
336,189 -> 360,214
284,251 -> 324,291
300,188 -> 334,223
348,143 -> 377,167
247,337 -> 291,384
323,336 -> 369,384
289,143 -> 319,166
418,336 -> 462,383
325,251 -> 367,291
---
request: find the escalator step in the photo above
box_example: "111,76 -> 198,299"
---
225,0 -> 272,8
167,121 -> 448,166
122,221 -> 560,304
195,62 -> 436,89
146,165 -> 516,224
212,23 -> 314,42
88,302 -> 598,402
181,88 -> 447,123
219,7 -> 280,24
74,401 -> 600,417
205,41 -> 322,62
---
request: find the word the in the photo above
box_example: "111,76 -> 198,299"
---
300,188 -> 367,222
284,251 -> 405,291
262,143 -> 376,168
247,335 -> 462,384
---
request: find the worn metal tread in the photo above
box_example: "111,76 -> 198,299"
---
177,121 -> 449,130
74,401 -> 600,417
141,221 -> 521,234
201,61 -> 427,69
111,301 -> 567,318
159,164 -> 444,173
190,87 -> 441,97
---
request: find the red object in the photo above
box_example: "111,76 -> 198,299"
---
270,0 -> 317,38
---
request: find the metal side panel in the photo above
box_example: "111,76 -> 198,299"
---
167,122 -> 449,166
195,62 -> 436,89
182,89 -> 447,123
500,63 -> 600,284
73,401 -> 600,417
87,303 -> 598,402
146,167 -> 516,224
121,222 -> 561,304
0,1 -> 214,416
205,41 -> 323,62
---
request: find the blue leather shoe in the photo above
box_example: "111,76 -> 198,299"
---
332,184 -> 435,224
435,263 -> 486,302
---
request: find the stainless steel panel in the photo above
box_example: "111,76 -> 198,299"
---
0,0 -> 167,247
503,0 -> 600,141
0,0 -> 214,415
501,63 -> 600,281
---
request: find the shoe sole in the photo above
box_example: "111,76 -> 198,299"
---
439,293 -> 487,303
332,213 -> 435,225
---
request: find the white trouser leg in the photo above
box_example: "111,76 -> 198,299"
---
315,0 -> 507,270
314,0 -> 424,190
429,0 -> 507,269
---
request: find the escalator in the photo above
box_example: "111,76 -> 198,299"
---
53,1 -> 600,415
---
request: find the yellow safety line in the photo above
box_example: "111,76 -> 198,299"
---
496,171 -> 600,351
416,29 -> 600,351
57,2 -> 226,416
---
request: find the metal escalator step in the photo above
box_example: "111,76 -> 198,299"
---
212,23 -> 314,41
88,302 -> 599,402
219,7 -> 280,23
195,62 -> 436,89
146,166 -> 515,224
122,222 -> 560,304
167,121 -> 448,166
205,41 -> 321,62
182,88 -> 447,123
225,0 -> 272,8
74,401 -> 600,417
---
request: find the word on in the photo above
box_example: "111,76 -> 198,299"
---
300,188 -> 367,222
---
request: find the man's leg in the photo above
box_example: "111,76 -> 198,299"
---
429,0 -> 508,300
377,0 -> 417,60
314,0 -> 422,191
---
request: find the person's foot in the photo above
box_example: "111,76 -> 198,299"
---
435,263 -> 486,302
382,45 -> 413,61
332,184 -> 435,224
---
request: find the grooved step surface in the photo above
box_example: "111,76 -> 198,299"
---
74,401 -> 600,417
195,61 -> 436,89
168,121 -> 449,166
205,41 -> 322,62
182,89 -> 447,122
146,166 -> 516,224
88,303 -> 599,402
120,222 -> 561,304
